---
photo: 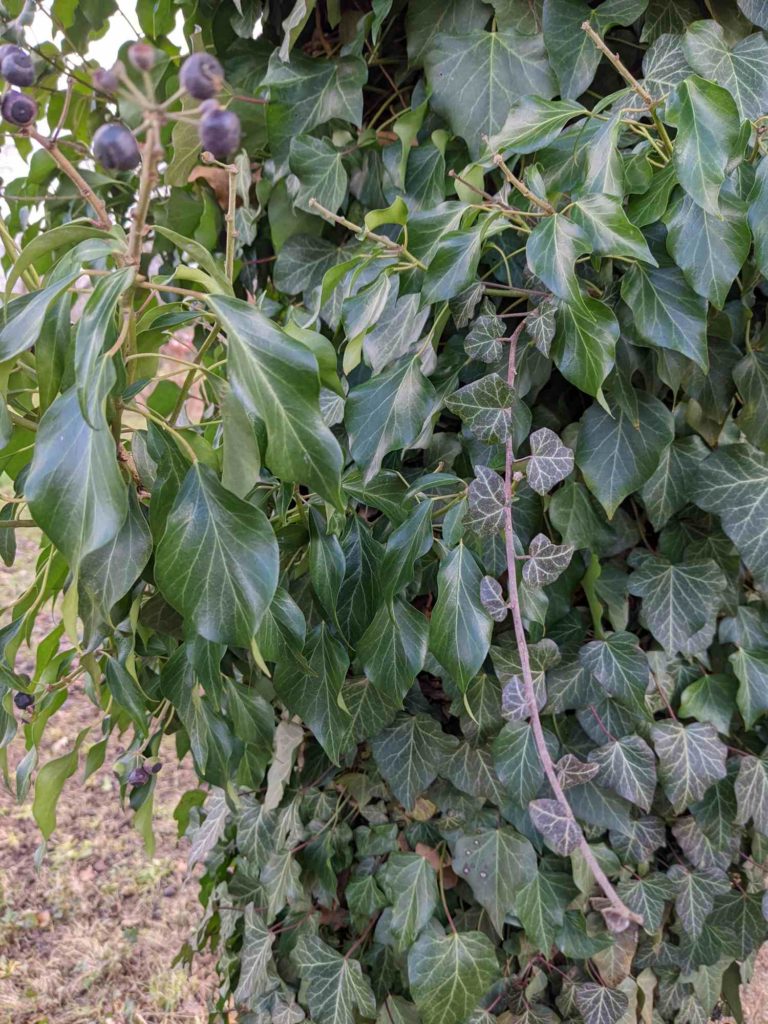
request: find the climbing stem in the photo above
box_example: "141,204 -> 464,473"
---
501,318 -> 642,929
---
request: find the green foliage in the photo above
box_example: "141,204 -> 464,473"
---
1,1 -> 768,1022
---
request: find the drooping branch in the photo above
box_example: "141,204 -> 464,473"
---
501,318 -> 643,930
581,22 -> 673,158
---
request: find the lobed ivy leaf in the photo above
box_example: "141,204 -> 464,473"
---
529,798 -> 581,855
466,465 -> 506,537
425,29 -> 556,158
407,930 -> 499,1024
651,721 -> 728,813
292,935 -> 376,1024
453,827 -> 537,936
523,534 -> 574,588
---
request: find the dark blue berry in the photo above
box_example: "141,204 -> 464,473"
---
1,46 -> 34,87
128,42 -> 156,71
199,107 -> 241,160
93,65 -> 120,94
93,122 -> 141,172
180,52 -> 224,100
13,692 -> 34,710
127,766 -> 151,786
1,90 -> 37,126
149,762 -> 162,774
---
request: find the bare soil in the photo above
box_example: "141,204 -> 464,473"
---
0,535 -> 213,1024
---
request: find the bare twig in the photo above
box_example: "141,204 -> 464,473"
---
225,163 -> 238,281
581,21 -> 673,157
501,318 -> 643,930
485,143 -> 555,215
307,198 -> 427,270
581,21 -> 652,105
24,128 -> 111,228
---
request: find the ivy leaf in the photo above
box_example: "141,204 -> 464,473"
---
616,873 -> 675,934
480,576 -> 508,622
274,625 -> 350,764
526,214 -> 590,302
289,135 -> 347,215
380,852 -> 438,951
570,194 -> 656,264
588,735 -> 657,812
422,226 -> 485,304
668,864 -> 730,938
263,51 -> 367,167
529,799 -> 581,855
211,296 -> 345,509
405,0 -> 490,66
734,753 -> 768,834
639,436 -> 709,530
0,272 -> 79,363
493,720 -> 558,805
728,648 -> 768,730
371,713 -> 459,809
526,299 -> 557,356
651,721 -> 728,812
365,290 -> 430,374
694,443 -> 768,588
641,0 -> 702,41
155,465 -> 279,648
556,754 -> 601,790
621,260 -> 708,369
579,632 -> 650,713
522,534 -> 574,588
734,350 -> 768,450
78,489 -> 153,642
573,983 -> 629,1024
515,863 -> 576,952
424,29 -> 556,157
489,95 -> 585,155
466,465 -> 506,536
683,19 -> 768,122
446,373 -> 522,444
26,389 -> 128,571
357,599 -> 428,702
628,556 -> 726,656
666,75 -> 743,216
292,935 -> 375,1024
346,357 -> 438,483
553,295 -> 618,399
429,543 -> 493,690
527,428 -> 574,496
453,828 -> 537,936
575,392 -> 674,519
465,309 -> 505,363
234,907 -> 276,1004
380,501 -> 434,603
74,267 -> 135,426
543,0 -> 649,99
664,191 -> 750,309
407,931 -> 499,1024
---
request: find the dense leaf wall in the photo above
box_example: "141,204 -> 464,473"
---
1,0 -> 767,1021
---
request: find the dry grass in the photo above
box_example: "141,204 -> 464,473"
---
0,536 -> 213,1024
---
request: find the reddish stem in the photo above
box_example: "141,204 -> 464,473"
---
501,318 -> 642,929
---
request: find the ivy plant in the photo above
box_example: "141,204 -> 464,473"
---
1,0 -> 767,1021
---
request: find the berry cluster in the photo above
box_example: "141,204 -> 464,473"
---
91,44 -> 241,172
0,43 -> 38,127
